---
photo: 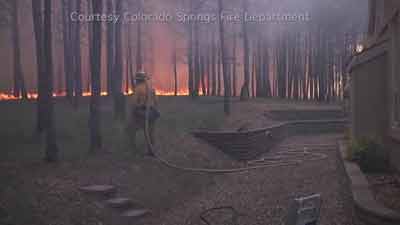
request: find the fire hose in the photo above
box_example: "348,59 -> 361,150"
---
141,87 -> 331,224
142,85 -> 331,174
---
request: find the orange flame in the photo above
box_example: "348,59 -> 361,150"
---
0,89 -> 189,101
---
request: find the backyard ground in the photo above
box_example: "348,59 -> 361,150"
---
0,97 -> 365,225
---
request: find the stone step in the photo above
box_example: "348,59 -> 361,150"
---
79,185 -> 116,196
0,206 -> 7,220
105,197 -> 133,209
121,209 -> 150,218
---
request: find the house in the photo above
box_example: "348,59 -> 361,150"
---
348,0 -> 400,171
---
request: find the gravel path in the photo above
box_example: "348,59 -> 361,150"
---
139,134 -> 365,225
0,100 -> 360,225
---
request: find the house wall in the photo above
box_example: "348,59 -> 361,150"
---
388,6 -> 400,172
350,50 -> 390,142
355,0 -> 400,172
375,0 -> 385,31
384,1 -> 400,17
369,0 -> 400,35
389,18 -> 400,124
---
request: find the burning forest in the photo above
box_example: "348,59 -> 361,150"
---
0,0 -> 366,102
1,1 -> 389,225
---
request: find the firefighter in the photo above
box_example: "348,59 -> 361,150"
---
129,71 -> 160,156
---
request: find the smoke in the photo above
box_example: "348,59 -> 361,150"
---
0,0 -> 368,93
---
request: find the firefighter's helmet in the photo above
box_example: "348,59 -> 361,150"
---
135,71 -> 149,82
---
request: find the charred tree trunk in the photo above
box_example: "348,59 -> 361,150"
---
174,56 -> 178,96
307,32 -> 314,100
126,20 -> 135,92
251,52 -> 256,97
200,53 -> 206,96
276,33 -> 287,98
43,0 -> 58,161
125,52 -> 130,94
303,34 -> 309,100
11,0 -> 27,99
193,22 -> 200,98
206,39 -> 211,96
62,0 -> 74,102
73,0 -> 83,107
42,0 -> 59,162
124,26 -> 130,94
255,37 -> 262,97
218,0 -> 230,115
129,49 -> 135,92
125,27 -> 132,94
187,22 -> 194,97
86,0 -> 92,92
211,31 -> 217,96
173,41 -> 178,96
187,1 -> 194,98
292,33 -> 300,100
317,29 -> 327,101
32,0 -> 45,132
217,45 -> 222,96
232,35 -> 237,97
136,1 -> 143,72
262,39 -> 271,97
106,0 -> 115,95
57,64 -> 63,93
258,39 -> 265,97
89,0 -> 103,153
240,0 -> 250,100
287,34 -> 293,99
113,0 -> 126,120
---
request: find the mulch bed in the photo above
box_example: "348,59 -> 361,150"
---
367,174 -> 400,212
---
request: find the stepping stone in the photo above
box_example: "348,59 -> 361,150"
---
121,209 -> 150,218
105,197 -> 133,209
79,185 -> 116,195
0,206 -> 7,219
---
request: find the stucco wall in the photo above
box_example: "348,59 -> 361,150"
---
350,50 -> 390,142
356,0 -> 400,172
384,1 -> 400,18
369,0 -> 400,35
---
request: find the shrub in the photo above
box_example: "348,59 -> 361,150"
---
348,138 -> 389,173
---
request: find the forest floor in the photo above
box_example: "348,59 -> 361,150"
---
0,97 -> 364,225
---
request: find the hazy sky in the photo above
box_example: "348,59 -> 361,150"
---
0,0 -> 368,93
